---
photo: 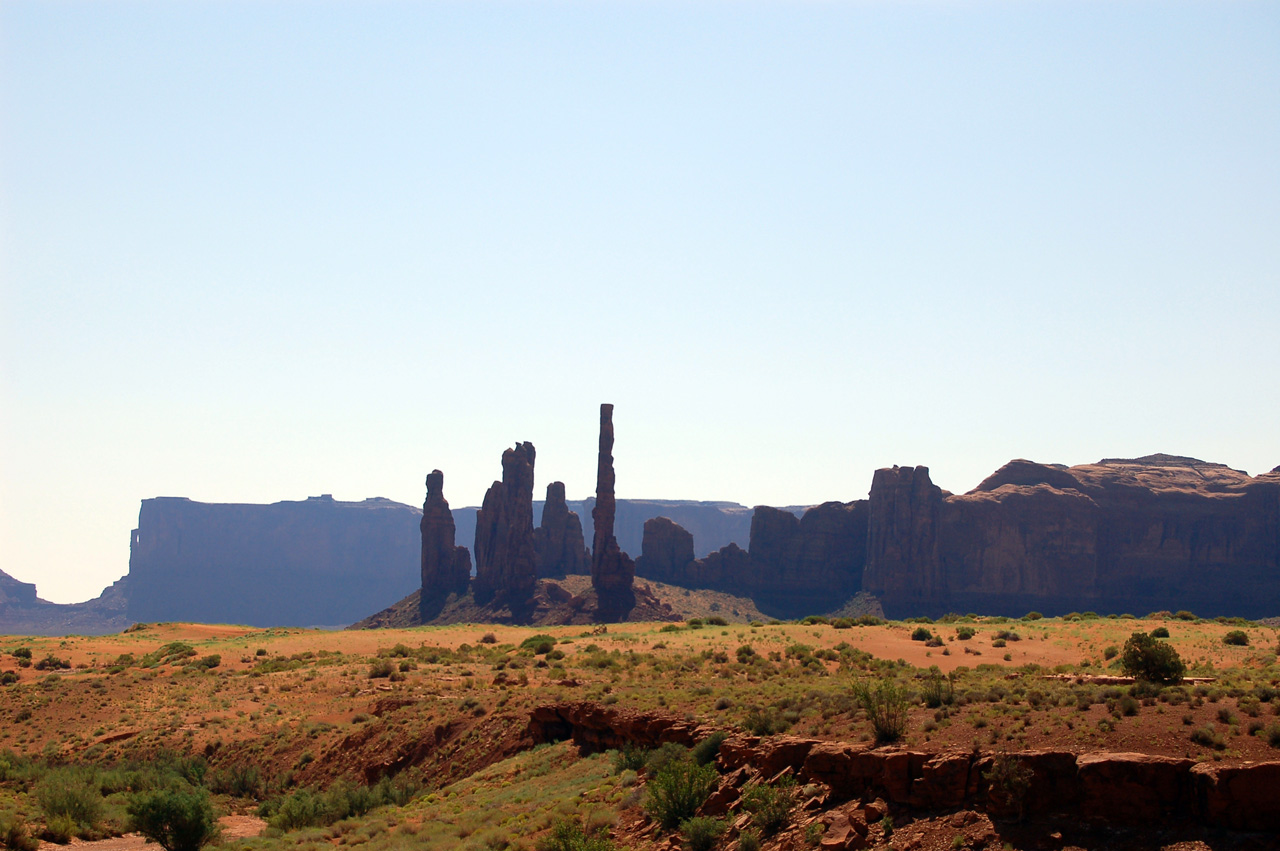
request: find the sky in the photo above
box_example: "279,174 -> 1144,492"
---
2,1 -> 1277,604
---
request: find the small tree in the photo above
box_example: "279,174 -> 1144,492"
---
643,759 -> 717,830
1119,632 -> 1184,685
127,787 -> 219,851
851,678 -> 909,743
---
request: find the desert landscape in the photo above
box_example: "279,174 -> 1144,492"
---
2,602 -> 1279,851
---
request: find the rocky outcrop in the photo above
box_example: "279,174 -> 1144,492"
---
741,501 -> 869,618
865,455 -> 1280,618
534,482 -> 589,578
635,516 -> 696,584
526,701 -> 1280,833
472,443 -> 539,606
687,542 -> 752,589
419,470 -> 472,620
589,404 -> 635,609
0,569 -> 37,608
126,495 -> 420,627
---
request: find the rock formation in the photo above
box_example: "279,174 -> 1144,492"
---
472,442 -> 539,606
590,404 -> 635,610
0,569 -> 37,608
635,516 -> 696,584
419,470 -> 472,620
864,455 -> 1280,618
126,495 -> 420,627
534,482 -> 589,578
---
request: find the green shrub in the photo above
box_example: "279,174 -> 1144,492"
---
612,744 -> 647,774
1150,626 -> 1170,638
1022,612 -> 1043,621
984,754 -> 1032,822
1174,610 -> 1197,621
644,743 -> 692,777
36,767 -> 103,831
538,817 -> 615,851
851,678 -> 908,743
0,672 -> 17,686
691,732 -> 728,767
1190,726 -> 1227,750
955,627 -> 975,641
1103,645 -> 1119,660
205,764 -> 261,798
921,668 -> 955,708
910,627 -> 933,642
744,706 -> 791,736
679,816 -> 726,851
40,815 -> 76,844
738,829 -> 762,851
1223,630 -> 1249,647
741,775 -> 796,836
127,787 -> 219,851
705,616 -> 729,627
643,759 -> 717,830
1120,632 -> 1185,685
368,659 -> 395,679
33,654 -> 70,671
1,816 -> 40,851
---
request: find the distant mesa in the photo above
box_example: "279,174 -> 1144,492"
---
0,568 -> 130,637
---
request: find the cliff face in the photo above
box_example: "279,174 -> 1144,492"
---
127,495 -> 420,627
864,455 -> 1280,618
635,517 -> 696,585
0,569 -> 38,608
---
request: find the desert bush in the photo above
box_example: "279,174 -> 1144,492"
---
706,616 -> 729,627
538,817 -> 615,851
691,732 -> 728,767
127,786 -> 219,851
680,816 -> 726,851
33,654 -> 70,671
738,829 -> 762,851
852,678 -> 908,744
1223,630 -> 1249,647
0,672 -> 18,686
206,764 -> 261,798
741,775 -> 796,836
744,706 -> 791,736
910,627 -> 933,642
921,668 -> 955,708
643,758 -> 717,830
1022,612 -> 1043,621
1150,626 -> 1170,638
1120,632 -> 1185,685
1265,724 -> 1280,748
1,816 -> 40,851
1174,610 -> 1198,621
611,744 -> 647,774
645,743 -> 692,777
1117,696 -> 1139,717
367,659 -> 395,679
1103,646 -> 1118,661
1190,726 -> 1227,750
956,627 -> 975,641
36,767 -> 103,832
985,753 -> 1033,822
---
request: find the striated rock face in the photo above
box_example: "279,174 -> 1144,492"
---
127,495 -> 420,627
419,470 -> 472,620
688,542 -> 752,589
635,516 -> 696,585
590,404 -> 635,602
0,569 -> 38,608
534,482 -> 589,578
865,455 -> 1280,618
472,442 -> 539,605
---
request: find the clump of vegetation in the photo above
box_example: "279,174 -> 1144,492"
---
521,635 -> 557,655
985,753 -> 1033,822
538,817 -> 615,851
1120,632 -> 1185,684
851,678 -> 908,743
127,786 -> 219,851
680,816 -> 727,851
1190,725 -> 1227,750
1150,626 -> 1170,638
642,754 -> 717,830
741,775 -> 796,836
1223,630 -> 1250,646
910,627 -> 933,642
691,732 -> 728,767
36,767 -> 103,837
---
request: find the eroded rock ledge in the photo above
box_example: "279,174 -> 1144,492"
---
526,701 -> 1280,833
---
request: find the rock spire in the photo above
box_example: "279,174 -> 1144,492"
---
472,442 -> 540,605
419,469 -> 472,621
590,404 -> 635,609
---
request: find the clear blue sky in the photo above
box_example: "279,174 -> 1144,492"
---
3,1 -> 1277,603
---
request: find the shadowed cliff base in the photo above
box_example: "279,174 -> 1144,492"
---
347,576 -> 787,629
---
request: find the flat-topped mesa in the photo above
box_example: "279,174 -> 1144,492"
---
472,442 -> 539,605
535,481 -> 589,578
419,470 -> 472,620
590,404 -> 635,601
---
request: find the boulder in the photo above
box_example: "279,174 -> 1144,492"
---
1076,752 -> 1196,825
1191,760 -> 1280,832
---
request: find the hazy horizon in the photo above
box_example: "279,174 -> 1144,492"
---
4,1 -> 1277,604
